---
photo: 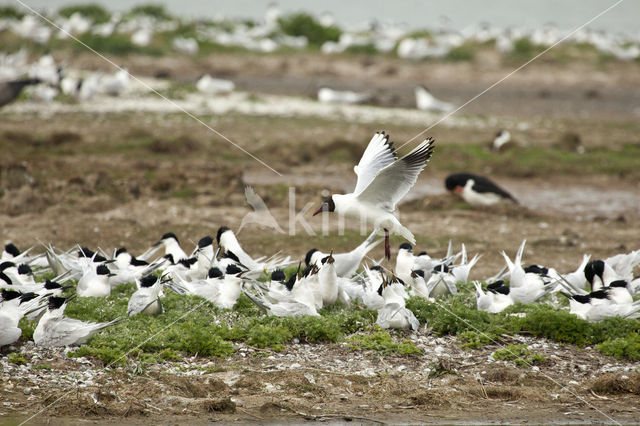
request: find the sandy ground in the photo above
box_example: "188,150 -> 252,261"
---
1,51 -> 640,423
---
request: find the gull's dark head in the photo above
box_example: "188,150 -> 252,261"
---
115,247 -> 128,257
313,196 -> 335,216
140,275 -> 158,288
411,269 -> 425,279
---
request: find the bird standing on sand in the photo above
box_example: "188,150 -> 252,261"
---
313,131 -> 435,259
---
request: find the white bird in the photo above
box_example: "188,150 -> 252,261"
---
451,244 -> 481,283
153,232 -> 188,262
584,260 -> 621,291
127,275 -> 164,316
425,264 -> 458,298
34,296 -> 121,347
77,264 -> 114,297
217,226 -> 291,275
415,85 -> 454,113
305,229 -> 382,278
317,87 -> 371,104
0,290 -> 38,346
492,129 -> 512,151
196,74 -> 234,94
193,236 -> 216,278
313,131 -> 435,259
474,281 -> 514,313
500,240 -> 554,304
100,68 -> 129,96
376,277 -> 419,331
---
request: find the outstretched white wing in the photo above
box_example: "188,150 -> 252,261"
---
357,138 -> 435,211
353,132 -> 398,195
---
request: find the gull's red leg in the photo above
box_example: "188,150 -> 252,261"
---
384,228 -> 390,260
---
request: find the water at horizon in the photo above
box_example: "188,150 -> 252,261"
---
3,0 -> 638,34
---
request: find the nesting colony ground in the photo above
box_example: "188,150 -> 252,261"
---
1,50 -> 640,423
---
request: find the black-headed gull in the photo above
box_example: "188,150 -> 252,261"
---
313,131 -> 435,259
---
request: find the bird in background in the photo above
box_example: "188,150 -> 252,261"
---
414,85 -> 455,113
445,173 -> 518,206
491,129 -> 512,152
313,131 -> 435,260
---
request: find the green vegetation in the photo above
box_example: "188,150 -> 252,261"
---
458,330 -> 494,349
277,13 -> 342,46
406,297 -> 640,361
127,4 -> 171,20
507,37 -> 546,62
434,143 -> 640,178
8,353 -> 27,365
492,344 -> 546,367
445,44 -> 475,61
348,329 -> 422,355
596,334 -> 640,361
0,6 -> 24,19
58,4 -> 111,23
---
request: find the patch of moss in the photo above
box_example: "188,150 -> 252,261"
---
596,334 -> 640,361
348,329 -> 422,355
8,353 -> 27,365
492,344 -> 546,367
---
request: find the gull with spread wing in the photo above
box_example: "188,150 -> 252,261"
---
313,131 -> 435,259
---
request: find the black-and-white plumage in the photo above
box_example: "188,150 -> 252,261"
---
34,296 -> 121,347
305,229 -> 381,278
314,131 -> 435,259
445,173 -> 517,206
127,275 -> 164,316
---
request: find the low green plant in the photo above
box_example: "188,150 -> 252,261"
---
277,13 -> 341,46
492,344 -> 546,367
458,330 -> 494,349
58,4 -> 111,23
445,44 -> 474,61
596,334 -> 640,361
348,330 -> 422,355
8,353 -> 27,365
127,4 -> 171,20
